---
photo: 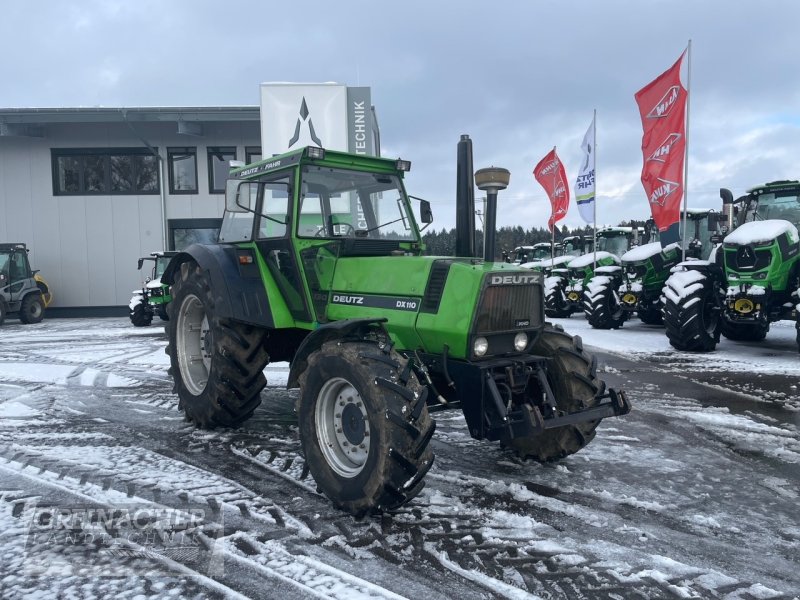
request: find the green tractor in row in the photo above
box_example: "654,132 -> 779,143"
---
663,180 -> 800,351
160,142 -> 630,516
129,251 -> 178,327
0,243 -> 50,326
543,227 -> 635,318
583,210 -> 720,329
504,242 -> 560,265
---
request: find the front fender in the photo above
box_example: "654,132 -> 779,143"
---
287,318 -> 388,389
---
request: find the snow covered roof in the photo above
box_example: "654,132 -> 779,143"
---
622,242 -> 679,262
521,255 -> 573,269
724,220 -> 799,245
568,251 -> 619,268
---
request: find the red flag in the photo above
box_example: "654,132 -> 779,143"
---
533,148 -> 570,231
635,51 -> 688,240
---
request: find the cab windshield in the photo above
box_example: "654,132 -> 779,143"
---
597,234 -> 629,255
298,167 -> 417,241
744,192 -> 800,226
155,257 -> 171,279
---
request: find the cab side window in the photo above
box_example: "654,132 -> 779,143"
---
257,179 -> 290,239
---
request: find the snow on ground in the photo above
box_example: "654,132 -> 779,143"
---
0,317 -> 798,599
551,314 -> 800,377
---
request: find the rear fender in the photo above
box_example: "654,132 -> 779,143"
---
162,243 -> 274,328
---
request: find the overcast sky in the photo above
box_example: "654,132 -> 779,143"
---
2,0 -> 799,232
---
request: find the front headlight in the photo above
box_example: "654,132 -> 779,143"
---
513,332 -> 528,352
473,337 -> 489,357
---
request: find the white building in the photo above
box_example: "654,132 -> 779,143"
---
1,86 -> 377,316
0,106 -> 259,316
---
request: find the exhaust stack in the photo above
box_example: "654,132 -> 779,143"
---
455,135 -> 476,257
475,167 -> 510,263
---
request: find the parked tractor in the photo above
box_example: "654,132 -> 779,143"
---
161,143 -> 630,516
0,243 -> 49,326
129,251 -> 178,327
506,242 -> 560,265
544,227 -> 635,318
583,210 -> 718,329
663,180 -> 800,351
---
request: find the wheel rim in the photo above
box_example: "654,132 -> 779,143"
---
315,377 -> 370,478
176,293 -> 211,395
29,300 -> 42,318
702,295 -> 719,335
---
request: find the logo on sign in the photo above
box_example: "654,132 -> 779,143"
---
646,85 -> 681,119
648,178 -> 679,207
648,133 -> 682,163
489,274 -> 539,286
288,97 -> 323,148
537,159 -> 559,177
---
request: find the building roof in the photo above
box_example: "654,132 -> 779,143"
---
0,106 -> 260,124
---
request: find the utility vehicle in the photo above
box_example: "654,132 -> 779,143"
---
161,145 -> 630,515
0,243 -> 48,326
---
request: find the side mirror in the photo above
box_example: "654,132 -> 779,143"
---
419,199 -> 433,224
137,258 -> 144,270
720,188 -> 734,205
145,276 -> 151,283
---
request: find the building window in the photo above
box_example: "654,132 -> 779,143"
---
167,147 -> 198,194
52,148 -> 159,196
246,146 -> 262,165
207,146 -> 237,194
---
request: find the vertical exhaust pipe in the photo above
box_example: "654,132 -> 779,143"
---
455,135 -> 476,257
475,167 -> 510,262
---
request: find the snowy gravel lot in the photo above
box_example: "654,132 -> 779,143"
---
0,316 -> 798,599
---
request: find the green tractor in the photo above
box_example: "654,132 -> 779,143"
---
506,242 -> 561,265
161,144 -> 630,516
663,180 -> 800,351
583,210 -> 719,329
0,243 -> 49,326
129,251 -> 178,327
544,227 -> 635,318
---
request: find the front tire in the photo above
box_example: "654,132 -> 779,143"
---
663,270 -> 721,352
18,293 -> 44,324
156,303 -> 170,321
583,276 -> 627,329
637,300 -> 664,325
297,340 -> 435,516
505,326 -> 605,461
0,301 -> 6,326
544,277 -> 571,318
721,320 -> 769,341
130,298 -> 153,327
167,259 -> 270,428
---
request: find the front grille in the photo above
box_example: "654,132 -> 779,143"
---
724,245 -> 771,271
473,283 -> 541,334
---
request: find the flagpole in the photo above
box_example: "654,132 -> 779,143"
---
681,40 -> 692,260
593,109 -> 597,270
551,146 -> 557,261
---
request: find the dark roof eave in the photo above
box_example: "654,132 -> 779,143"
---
0,106 -> 261,124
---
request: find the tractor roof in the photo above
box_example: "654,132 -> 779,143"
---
229,146 -> 407,181
0,243 -> 27,252
747,180 -> 800,195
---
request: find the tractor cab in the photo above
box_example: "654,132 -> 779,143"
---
511,243 -> 558,265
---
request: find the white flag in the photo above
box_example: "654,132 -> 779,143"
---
575,117 -> 595,224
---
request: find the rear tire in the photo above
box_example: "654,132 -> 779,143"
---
297,340 -> 435,516
637,300 -> 663,325
583,276 -> 627,329
130,299 -> 153,327
166,259 -> 270,428
663,270 -> 721,352
0,301 -> 5,326
721,320 -> 769,341
156,304 -> 170,321
18,293 -> 44,324
505,326 -> 605,461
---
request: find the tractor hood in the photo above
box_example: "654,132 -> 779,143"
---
325,256 -> 545,360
